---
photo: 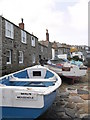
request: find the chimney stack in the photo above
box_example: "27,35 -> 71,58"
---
46,29 -> 49,41
19,18 -> 24,30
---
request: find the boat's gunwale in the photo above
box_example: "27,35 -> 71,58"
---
0,65 -> 62,95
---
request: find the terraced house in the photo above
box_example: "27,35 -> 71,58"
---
0,16 -> 39,76
52,41 -> 70,59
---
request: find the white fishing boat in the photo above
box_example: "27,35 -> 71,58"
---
0,65 -> 61,119
46,58 -> 87,84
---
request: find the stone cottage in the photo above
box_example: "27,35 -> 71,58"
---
0,16 -> 38,76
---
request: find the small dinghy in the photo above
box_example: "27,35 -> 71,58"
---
0,65 -> 61,119
46,58 -> 87,84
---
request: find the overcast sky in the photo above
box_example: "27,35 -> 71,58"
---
0,0 -> 89,45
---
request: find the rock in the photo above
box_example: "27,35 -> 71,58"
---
70,93 -> 78,96
78,107 -> 88,114
55,106 -> 65,112
63,98 -> 70,102
65,108 -> 76,118
56,112 -> 66,117
66,88 -> 77,93
77,89 -> 89,94
56,101 -> 61,106
74,112 -> 80,118
55,96 -> 61,101
61,101 -> 66,105
59,92 -> 70,98
76,103 -> 88,113
56,112 -> 71,119
73,118 -> 81,120
80,114 -> 89,119
69,96 -> 84,103
80,94 -> 90,100
61,114 -> 71,118
82,115 -> 90,120
67,87 -> 76,90
76,104 -> 83,110
56,101 -> 65,106
65,102 -> 76,109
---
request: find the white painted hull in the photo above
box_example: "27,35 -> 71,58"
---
0,87 -> 57,119
0,65 -> 62,119
45,65 -> 87,78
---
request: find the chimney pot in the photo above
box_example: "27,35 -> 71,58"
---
46,29 -> 48,33
46,29 -> 49,41
19,18 -> 24,30
21,18 -> 23,23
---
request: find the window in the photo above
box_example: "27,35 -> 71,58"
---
21,30 -> 26,44
5,21 -> 14,39
6,50 -> 11,64
63,48 -> 66,53
31,36 -> 35,47
19,51 -> 23,63
41,46 -> 43,52
32,53 -> 35,63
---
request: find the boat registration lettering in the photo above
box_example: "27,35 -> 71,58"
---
15,91 -> 38,100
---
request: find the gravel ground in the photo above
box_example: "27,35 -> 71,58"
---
37,68 -> 90,120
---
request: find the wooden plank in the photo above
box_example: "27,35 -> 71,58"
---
9,77 -> 56,82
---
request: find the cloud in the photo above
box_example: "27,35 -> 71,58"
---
0,0 -> 63,38
68,0 -> 88,30
66,0 -> 88,45
0,0 -> 88,45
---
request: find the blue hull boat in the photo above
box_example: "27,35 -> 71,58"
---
0,65 -> 61,119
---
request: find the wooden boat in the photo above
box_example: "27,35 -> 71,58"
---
46,58 -> 87,84
0,65 -> 61,119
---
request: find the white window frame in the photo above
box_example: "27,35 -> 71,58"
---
32,53 -> 36,63
6,50 -> 11,64
31,36 -> 35,47
5,21 -> 14,39
21,30 -> 27,44
19,51 -> 23,64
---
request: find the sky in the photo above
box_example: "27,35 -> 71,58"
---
0,0 -> 89,45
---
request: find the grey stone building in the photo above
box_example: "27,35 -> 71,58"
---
52,42 -> 70,58
38,29 -> 52,61
0,16 -> 38,76
38,42 -> 48,60
58,43 -> 70,55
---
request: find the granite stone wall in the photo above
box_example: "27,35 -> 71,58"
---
1,17 -> 39,76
